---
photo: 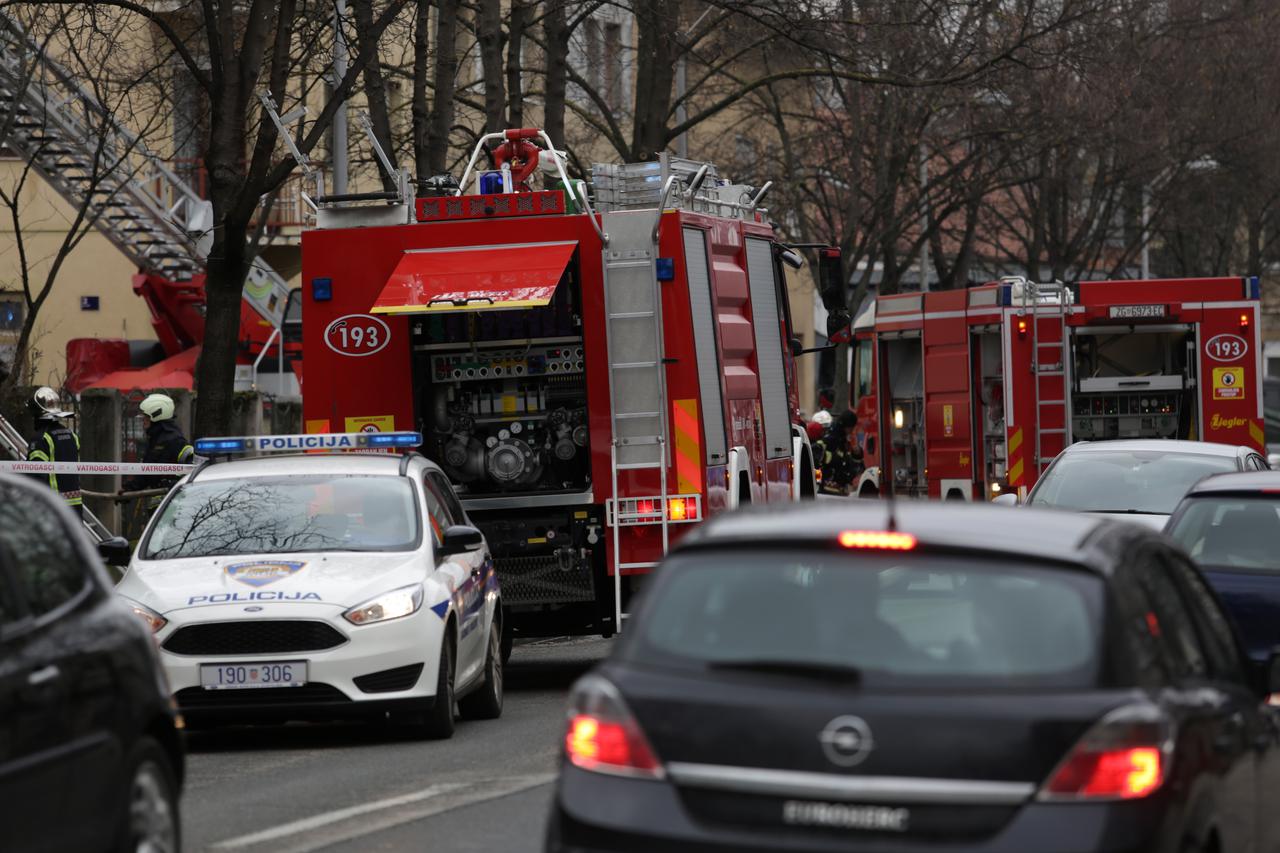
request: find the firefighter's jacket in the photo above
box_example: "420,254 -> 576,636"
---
27,418 -> 82,512
124,420 -> 194,497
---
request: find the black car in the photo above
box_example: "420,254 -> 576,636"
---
1165,471 -> 1280,667
0,474 -> 183,852
547,501 -> 1280,852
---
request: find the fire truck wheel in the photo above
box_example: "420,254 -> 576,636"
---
859,483 -> 880,499
459,622 -> 504,721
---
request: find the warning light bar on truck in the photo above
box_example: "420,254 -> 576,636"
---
608,495 -> 702,526
194,432 -> 423,454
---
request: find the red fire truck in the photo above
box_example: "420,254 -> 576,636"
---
301,129 -> 816,639
846,276 -> 1266,500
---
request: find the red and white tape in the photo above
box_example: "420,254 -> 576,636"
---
0,460 -> 194,476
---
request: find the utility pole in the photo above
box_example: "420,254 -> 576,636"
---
674,5 -> 714,160
332,0 -> 349,194
918,143 -> 929,291
1140,182 -> 1150,279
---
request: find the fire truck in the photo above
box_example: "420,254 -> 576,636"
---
301,129 -> 816,639
847,276 -> 1266,500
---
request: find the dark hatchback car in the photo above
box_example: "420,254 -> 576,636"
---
1166,471 -> 1280,666
0,474 -> 183,852
547,501 -> 1280,853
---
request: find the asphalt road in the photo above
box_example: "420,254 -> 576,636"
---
180,636 -> 612,853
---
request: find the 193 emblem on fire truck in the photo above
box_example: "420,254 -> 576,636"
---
324,314 -> 391,357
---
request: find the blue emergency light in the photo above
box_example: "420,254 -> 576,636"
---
194,432 -> 423,455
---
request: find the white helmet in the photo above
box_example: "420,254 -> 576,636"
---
29,386 -> 72,419
812,410 -> 833,427
140,393 -> 175,422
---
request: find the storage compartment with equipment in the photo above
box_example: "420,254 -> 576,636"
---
1070,326 -> 1197,441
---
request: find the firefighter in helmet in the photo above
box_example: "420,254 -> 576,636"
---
123,393 -> 194,507
25,386 -> 83,517
816,410 -> 861,496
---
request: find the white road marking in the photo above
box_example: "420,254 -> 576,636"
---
210,774 -> 556,852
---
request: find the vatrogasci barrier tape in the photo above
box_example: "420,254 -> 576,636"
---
0,460 -> 194,476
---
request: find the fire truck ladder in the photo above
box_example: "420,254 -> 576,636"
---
0,412 -> 111,543
1022,281 -> 1073,475
602,211 -> 671,630
0,11 -> 293,330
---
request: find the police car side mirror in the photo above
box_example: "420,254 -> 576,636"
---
438,525 -> 485,557
97,536 -> 132,567
991,493 -> 1018,507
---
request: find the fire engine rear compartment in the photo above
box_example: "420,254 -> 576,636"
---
1069,325 -> 1198,441
406,253 -> 610,634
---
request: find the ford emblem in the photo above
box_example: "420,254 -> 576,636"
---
244,606 -> 264,612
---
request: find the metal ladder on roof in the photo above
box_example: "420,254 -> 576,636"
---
602,211 -> 671,632
0,11 -> 293,328
1022,281 -> 1073,475
0,412 -> 111,543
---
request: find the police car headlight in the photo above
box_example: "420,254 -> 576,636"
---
343,584 -> 424,626
125,600 -> 167,633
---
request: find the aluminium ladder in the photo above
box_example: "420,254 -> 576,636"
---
602,211 -> 671,632
1022,281 -> 1073,476
0,11 -> 293,329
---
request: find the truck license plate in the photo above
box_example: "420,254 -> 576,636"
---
200,661 -> 307,689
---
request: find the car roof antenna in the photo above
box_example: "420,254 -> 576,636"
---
884,479 -> 898,532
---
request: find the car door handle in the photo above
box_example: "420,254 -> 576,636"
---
26,665 -> 60,687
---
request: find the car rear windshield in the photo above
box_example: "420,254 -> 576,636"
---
629,549 -> 1104,688
1028,449 -> 1236,515
1168,496 -> 1280,571
142,475 -> 420,559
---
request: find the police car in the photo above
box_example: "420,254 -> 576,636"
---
114,432 -> 502,738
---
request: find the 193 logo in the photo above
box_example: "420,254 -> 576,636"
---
1205,334 -> 1247,362
324,314 -> 390,357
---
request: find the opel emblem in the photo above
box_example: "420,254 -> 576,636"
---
243,606 -> 264,612
819,715 -> 874,767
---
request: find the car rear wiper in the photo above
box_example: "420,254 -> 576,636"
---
706,659 -> 863,682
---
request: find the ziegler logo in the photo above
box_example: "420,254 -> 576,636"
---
1210,414 -> 1248,430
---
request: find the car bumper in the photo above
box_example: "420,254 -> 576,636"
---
156,602 -> 445,720
547,765 -> 1174,853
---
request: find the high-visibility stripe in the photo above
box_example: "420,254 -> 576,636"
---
673,398 -> 702,495
1007,427 -> 1025,487
1249,420 -> 1265,449
1008,428 -> 1023,455
1008,457 -> 1024,487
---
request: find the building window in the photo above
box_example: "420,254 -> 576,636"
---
0,295 -> 23,332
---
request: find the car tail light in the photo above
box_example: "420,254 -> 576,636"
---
563,674 -> 664,779
838,530 -> 917,550
1039,704 -> 1171,801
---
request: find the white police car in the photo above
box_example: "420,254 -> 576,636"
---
115,433 -> 502,738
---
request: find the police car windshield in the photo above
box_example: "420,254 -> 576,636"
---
142,475 -> 420,559
1028,450 -> 1236,515
1168,496 -> 1280,571
629,550 -> 1103,689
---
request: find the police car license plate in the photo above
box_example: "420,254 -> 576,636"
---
200,661 -> 307,689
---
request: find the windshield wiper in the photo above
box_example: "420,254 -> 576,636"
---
707,659 -> 863,682
1084,509 -> 1163,515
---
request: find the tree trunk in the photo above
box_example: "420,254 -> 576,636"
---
194,232 -> 250,437
354,0 -> 399,191
428,0 -> 459,172
412,0 -> 432,181
630,0 -> 679,160
477,0 -> 506,134
542,0 -> 569,149
506,0 -> 527,129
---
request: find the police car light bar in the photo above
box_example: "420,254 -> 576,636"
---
194,432 -> 423,455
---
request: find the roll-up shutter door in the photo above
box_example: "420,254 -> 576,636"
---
744,238 -> 792,458
683,228 -> 727,464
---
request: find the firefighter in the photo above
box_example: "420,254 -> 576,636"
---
25,386 -> 83,517
123,393 -> 194,507
816,410 -> 861,495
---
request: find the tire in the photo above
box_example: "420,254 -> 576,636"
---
421,632 -> 456,740
459,621 -> 504,721
499,610 -> 514,666
114,736 -> 181,853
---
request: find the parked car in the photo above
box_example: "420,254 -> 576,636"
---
547,500 -> 1280,852
0,473 -> 183,853
1010,439 -> 1266,528
1165,471 -> 1280,666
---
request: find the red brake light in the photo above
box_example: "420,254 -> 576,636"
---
636,499 -> 655,516
1039,705 -> 1169,801
838,530 -> 917,550
564,675 -> 664,779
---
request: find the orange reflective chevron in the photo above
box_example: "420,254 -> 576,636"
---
673,399 -> 702,495
1249,419 -> 1265,450
1007,427 -> 1025,487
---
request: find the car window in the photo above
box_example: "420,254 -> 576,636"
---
143,475 -> 421,558
1027,450 -> 1236,514
0,548 -> 27,628
0,482 -> 87,616
428,471 -> 466,524
421,477 -> 452,548
1167,553 -> 1244,683
1131,550 -> 1209,680
1167,496 -> 1280,571
629,549 -> 1104,688
1109,564 -> 1170,688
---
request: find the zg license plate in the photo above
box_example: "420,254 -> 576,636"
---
200,661 -> 307,690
